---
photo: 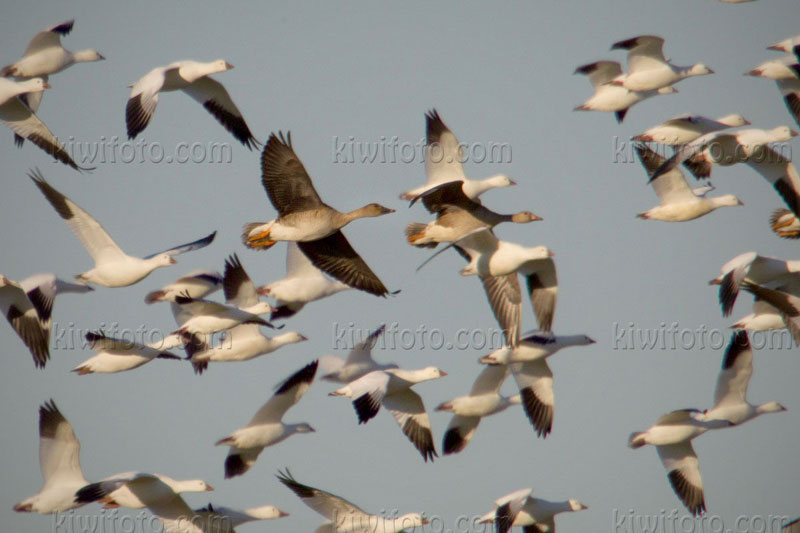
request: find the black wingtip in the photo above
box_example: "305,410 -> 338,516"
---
224,454 -> 248,479
722,330 -> 750,369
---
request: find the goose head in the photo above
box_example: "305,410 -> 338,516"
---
479,346 -> 511,365
569,499 -> 589,511
208,59 -> 234,74
718,114 -> 750,127
757,401 -> 788,414
769,125 -> 799,142
294,422 -> 315,434
526,245 -> 554,261
21,77 -> 50,94
486,174 -> 516,187
394,513 -> 429,529
688,63 -> 714,77
657,86 -> 678,95
244,505 -> 289,519
74,49 -> 105,63
168,478 -> 214,492
248,301 -> 273,315
511,211 -> 543,223
151,253 -> 178,267
714,194 -> 744,208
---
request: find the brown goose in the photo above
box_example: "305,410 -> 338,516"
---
242,132 -> 395,297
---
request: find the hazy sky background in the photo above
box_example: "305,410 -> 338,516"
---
1,1 -> 799,532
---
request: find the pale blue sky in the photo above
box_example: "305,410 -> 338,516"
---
1,1 -> 799,532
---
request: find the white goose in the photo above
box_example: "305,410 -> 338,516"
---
171,294 -> 272,337
14,400 -> 89,514
629,409 -> 732,516
633,143 -> 743,221
331,366 -> 446,462
76,473 -> 287,532
731,297 -> 786,331
746,56 -> 800,128
277,469 -> 428,533
126,59 -> 258,148
704,331 -> 787,425
739,281 -> 800,345
1,273 -> 91,368
216,361 -> 317,479
633,113 -> 750,145
319,324 -> 398,383
193,503 -> 289,529
436,364 -> 520,455
31,170 -> 216,287
72,331 -> 181,375
574,61 -> 676,123
610,35 -> 714,92
709,252 -> 800,316
480,332 -> 595,438
478,488 -> 588,533
256,242 -> 351,320
78,472 -> 212,509
2,19 -> 104,148
185,255 -> 306,374
399,109 -> 515,201
770,207 -> 800,239
0,78 -> 86,169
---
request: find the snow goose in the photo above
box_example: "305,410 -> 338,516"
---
192,503 -> 288,529
216,360 -> 317,478
405,180 -> 541,249
731,297 -> 786,331
573,61 -> 676,123
704,331 -> 786,426
330,366 -> 446,461
14,400 -> 89,514
629,409 -> 732,516
478,487 -> 588,533
0,78 -> 86,169
739,282 -> 800,345
436,364 -> 520,454
257,242 -> 351,320
633,114 -> 750,145
480,332 -> 595,437
610,35 -> 714,92
709,252 -> 800,316
746,57 -> 800,128
77,472 -> 212,509
31,170 -> 216,287
319,324 -> 398,383
126,59 -> 258,148
72,331 -> 180,375
277,469 -> 428,533
770,207 -> 800,239
633,143 -> 742,221
1,273 -> 91,368
400,109 -> 515,201
650,127 -> 800,215
185,255 -> 306,374
76,473 -> 286,532
2,19 -> 104,147
419,228 -> 556,335
242,132 -> 394,296
171,294 -> 273,337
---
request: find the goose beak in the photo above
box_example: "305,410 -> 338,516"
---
767,44 -> 783,52
743,119 -> 752,126
169,258 -> 178,264
225,62 -> 234,69
737,199 -> 745,206
97,53 -> 106,60
278,511 -> 290,518
205,484 -> 214,491
792,130 -> 799,137
548,250 -> 555,257
439,371 -> 448,377
580,504 -> 589,510
422,519 -> 430,525
745,69 -> 762,77
257,286 -> 270,296
298,334 -> 309,341
43,82 -> 52,89
706,68 -> 715,74
508,179 -> 518,186
709,278 -> 721,286
145,290 -> 166,303
588,338 -> 597,344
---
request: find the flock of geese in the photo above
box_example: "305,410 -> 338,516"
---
2,13 -> 800,533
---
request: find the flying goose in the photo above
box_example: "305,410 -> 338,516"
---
739,281 -> 800,345
14,400 -> 89,514
436,364 -> 520,454
72,331 -> 181,375
242,132 -> 394,296
76,473 -> 286,532
277,469 -> 428,533
2,19 -> 104,148
126,59 -> 258,148
703,331 -> 787,425
573,61 -> 676,123
0,78 -> 86,169
319,324 -> 398,383
400,109 -> 516,201
170,294 -> 273,337
185,255 -> 306,374
256,242 -> 351,320
633,143 -> 743,221
610,35 -> 714,92
330,366 -> 446,462
633,113 -> 750,146
216,360 -> 317,478
478,487 -> 588,533
730,295 -> 787,331
746,56 -> 800,128
709,252 -> 800,316
629,409 -> 732,515
405,180 -> 541,249
1,273 -> 91,368
31,170 -> 216,287
480,332 -> 595,438
77,473 -> 212,509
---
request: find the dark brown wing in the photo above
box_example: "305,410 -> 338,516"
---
413,180 -> 478,213
480,273 -> 521,347
261,132 -> 325,216
297,231 -> 389,296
